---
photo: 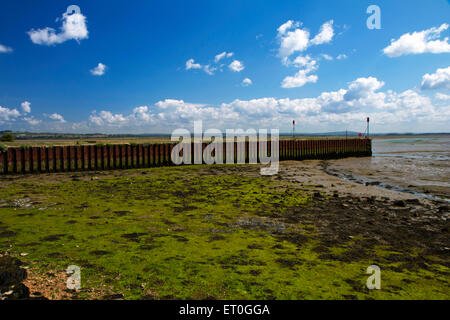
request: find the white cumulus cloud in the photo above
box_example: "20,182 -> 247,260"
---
186,58 -> 202,70
90,63 -> 107,76
0,106 -> 20,121
203,65 -> 216,75
310,20 -> 334,45
435,93 -> 450,100
281,70 -> 318,88
321,54 -> 333,61
277,20 -> 299,36
23,116 -> 41,125
242,78 -> 252,86
277,20 -> 335,88
383,24 -> 450,57
229,60 -> 244,72
421,66 -> 450,90
278,28 -> 310,58
47,113 -> 66,123
344,77 -> 385,101
277,20 -> 334,59
0,44 -> 13,53
214,51 -> 233,63
185,59 -> 216,75
187,52 -> 243,75
89,111 -> 126,126
21,101 -> 31,114
59,76 -> 449,133
28,8 -> 88,46
282,55 -> 318,88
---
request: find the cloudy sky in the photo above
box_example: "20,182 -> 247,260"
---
0,0 -> 449,134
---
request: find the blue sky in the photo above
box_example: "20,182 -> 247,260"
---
0,0 -> 449,133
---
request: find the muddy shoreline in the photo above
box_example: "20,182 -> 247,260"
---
1,161 -> 449,299
325,135 -> 450,201
322,161 -> 450,203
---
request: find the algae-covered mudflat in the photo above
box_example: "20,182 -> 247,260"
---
0,163 -> 449,300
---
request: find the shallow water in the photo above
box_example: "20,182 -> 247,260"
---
327,135 -> 450,201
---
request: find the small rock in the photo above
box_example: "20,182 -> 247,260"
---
393,200 -> 406,207
438,206 -> 448,213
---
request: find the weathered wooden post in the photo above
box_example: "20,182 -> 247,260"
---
28,147 -> 34,173
286,140 -> 289,160
298,140 -> 302,160
87,145 -> 92,170
75,145 -> 80,170
123,144 -> 128,168
118,145 -> 123,169
92,145 -> 97,170
68,146 -> 74,171
152,144 -> 158,166
5,148 -> 11,174
304,140 -> 307,159
20,147 -> 26,173
44,146 -> 50,172
35,147 -> 42,172
80,145 -> 85,170
11,147 -> 17,174
165,143 -> 170,166
137,144 -> 142,168
53,146 -> 58,172
149,144 -> 154,167
290,140 -> 294,160
111,145 -> 117,169
61,146 -> 67,171
160,144 -> 165,166
1,149 -> 7,174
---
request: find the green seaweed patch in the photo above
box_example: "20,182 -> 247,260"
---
0,165 -> 448,299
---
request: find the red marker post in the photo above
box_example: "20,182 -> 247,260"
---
292,120 -> 296,138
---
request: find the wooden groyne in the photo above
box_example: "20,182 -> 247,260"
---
0,139 -> 371,174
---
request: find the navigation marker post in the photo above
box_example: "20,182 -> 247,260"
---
292,120 -> 295,139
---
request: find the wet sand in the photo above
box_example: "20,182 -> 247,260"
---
324,157 -> 449,201
321,136 -> 450,201
278,160 -> 439,203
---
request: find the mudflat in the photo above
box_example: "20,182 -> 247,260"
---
0,161 -> 448,300
324,135 -> 450,201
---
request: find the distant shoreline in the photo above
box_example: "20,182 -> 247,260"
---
2,130 -> 449,141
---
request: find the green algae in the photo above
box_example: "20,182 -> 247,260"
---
0,165 -> 448,300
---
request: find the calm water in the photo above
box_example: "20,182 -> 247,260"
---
372,136 -> 450,188
373,136 -> 450,162
329,135 -> 450,201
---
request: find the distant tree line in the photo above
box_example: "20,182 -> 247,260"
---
0,133 -> 14,142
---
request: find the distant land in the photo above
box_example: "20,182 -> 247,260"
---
1,130 -> 449,140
